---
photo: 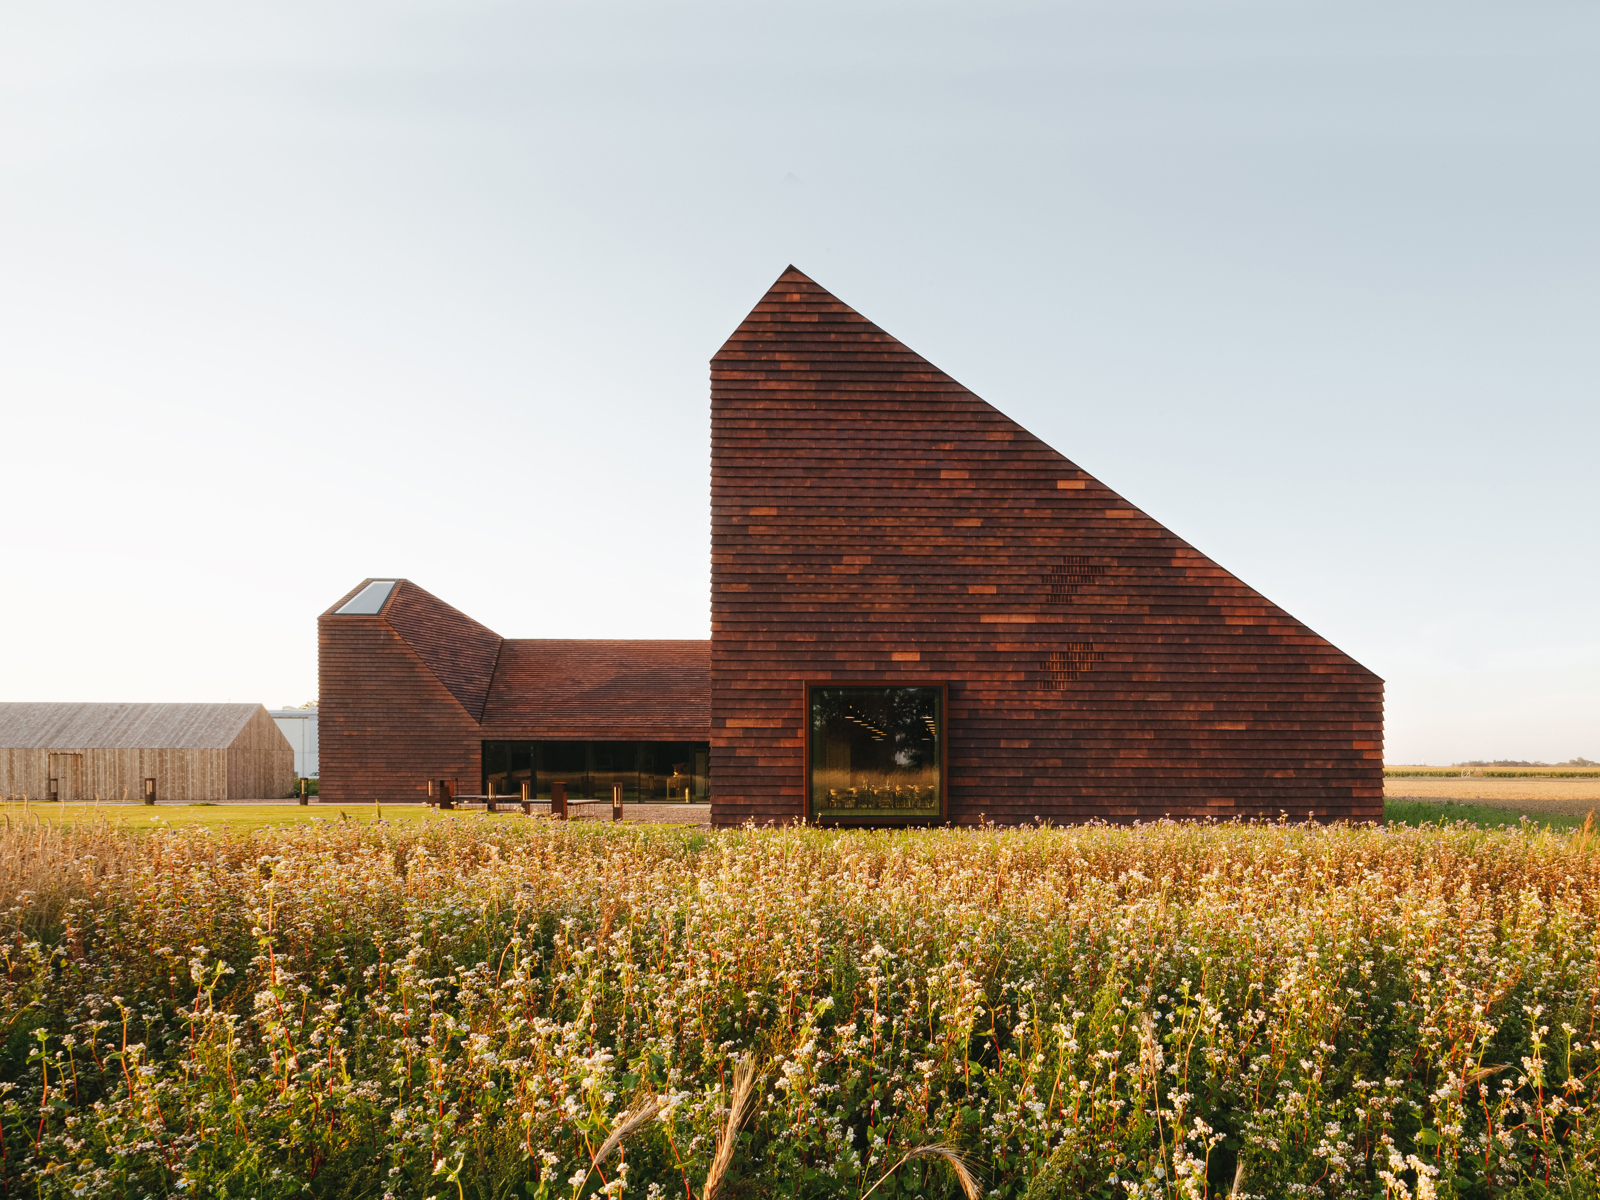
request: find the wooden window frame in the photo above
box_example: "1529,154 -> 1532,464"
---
802,680 -> 950,826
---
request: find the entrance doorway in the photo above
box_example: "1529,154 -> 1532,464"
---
47,753 -> 83,802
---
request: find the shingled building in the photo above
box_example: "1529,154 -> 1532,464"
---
321,267 -> 1383,824
318,579 -> 710,806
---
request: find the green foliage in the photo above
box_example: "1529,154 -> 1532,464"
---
1384,799 -> 1591,832
1,818 -> 1598,1199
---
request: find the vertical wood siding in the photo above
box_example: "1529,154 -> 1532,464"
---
225,706 -> 296,799
3,748 -> 223,801
709,267 -> 1384,827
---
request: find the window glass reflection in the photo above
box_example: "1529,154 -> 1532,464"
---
482,741 -> 710,802
808,686 -> 942,821
538,741 -> 587,798
590,741 -> 640,802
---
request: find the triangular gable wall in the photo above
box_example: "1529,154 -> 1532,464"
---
709,267 -> 1383,826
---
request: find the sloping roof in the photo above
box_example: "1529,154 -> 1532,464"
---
323,578 -> 503,721
383,581 -> 502,721
0,703 -> 265,750
480,640 -> 710,735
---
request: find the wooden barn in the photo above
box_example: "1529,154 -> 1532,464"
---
0,703 -> 295,802
319,267 -> 1384,826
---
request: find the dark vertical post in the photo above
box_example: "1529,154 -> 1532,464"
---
486,779 -> 497,813
442,779 -> 456,811
520,781 -> 532,815
612,782 -> 623,822
143,778 -> 155,806
299,778 -> 308,806
552,780 -> 567,820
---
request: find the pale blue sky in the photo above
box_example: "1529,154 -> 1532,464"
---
1,1 -> 1595,763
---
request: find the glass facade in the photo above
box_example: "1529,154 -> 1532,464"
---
808,685 -> 944,822
482,741 -> 710,802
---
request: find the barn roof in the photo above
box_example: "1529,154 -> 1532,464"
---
0,703 -> 265,750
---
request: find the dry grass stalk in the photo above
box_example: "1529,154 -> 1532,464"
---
861,1142 -> 980,1200
592,1095 -> 665,1168
1230,1159 -> 1246,1196
568,1094 -> 665,1196
0,808 -> 139,930
700,1055 -> 758,1200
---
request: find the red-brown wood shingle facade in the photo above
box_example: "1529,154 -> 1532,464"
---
320,266 -> 1382,823
317,580 -> 710,805
708,267 -> 1382,826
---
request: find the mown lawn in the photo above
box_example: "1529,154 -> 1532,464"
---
4,800 -> 517,832
1384,797 -> 1592,832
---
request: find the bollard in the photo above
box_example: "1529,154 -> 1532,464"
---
440,779 -> 456,811
486,779 -> 497,814
612,782 -> 623,822
299,778 -> 308,806
426,779 -> 435,808
143,778 -> 156,806
551,780 -> 567,821
521,781 -> 532,816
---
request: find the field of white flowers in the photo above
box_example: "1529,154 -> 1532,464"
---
1,815 -> 1596,1200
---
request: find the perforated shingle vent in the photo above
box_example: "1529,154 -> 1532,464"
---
1041,644 -> 1102,691
1043,556 -> 1108,600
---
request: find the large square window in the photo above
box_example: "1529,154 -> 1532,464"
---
807,684 -> 946,823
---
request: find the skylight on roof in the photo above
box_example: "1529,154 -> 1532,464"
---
335,580 -> 397,615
